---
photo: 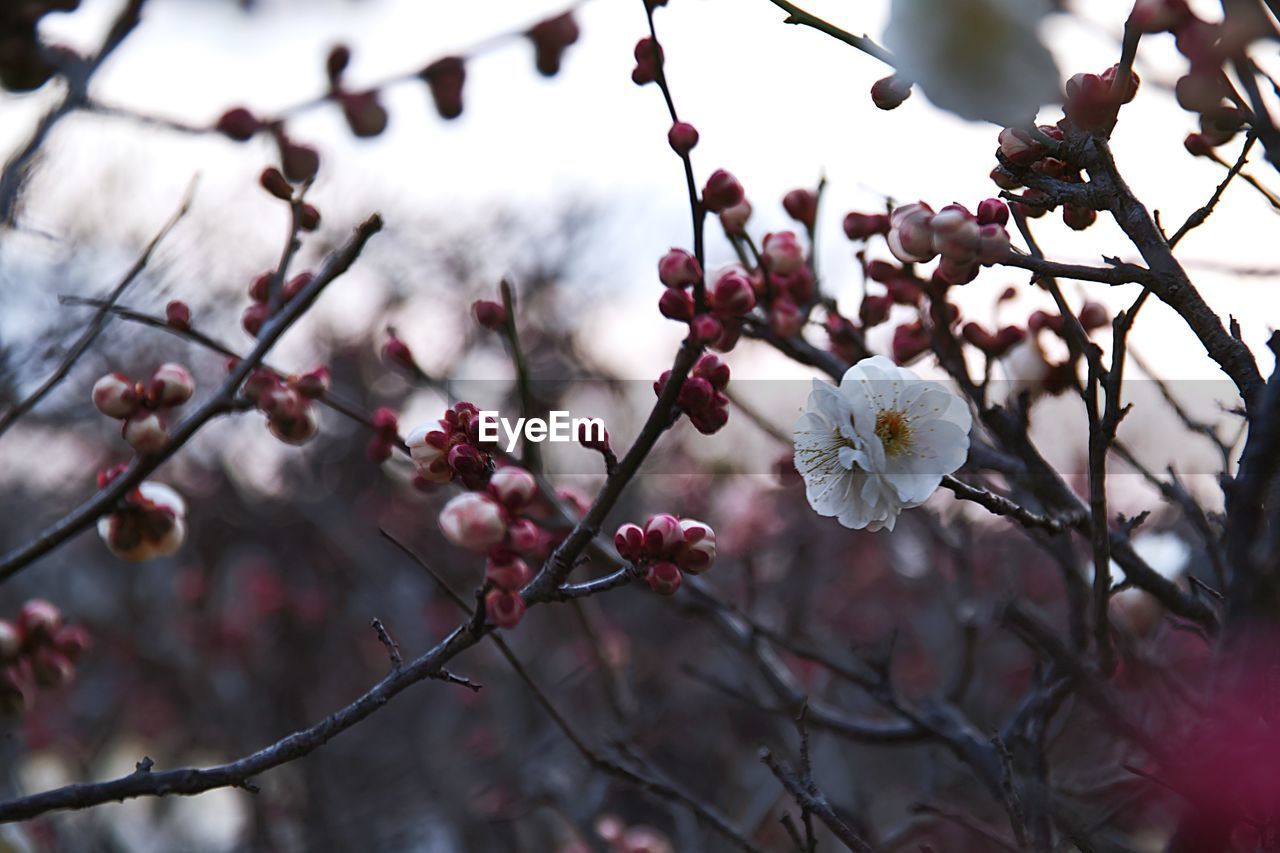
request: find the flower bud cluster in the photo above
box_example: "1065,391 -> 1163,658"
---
406,402 -> 498,489
656,246 -> 758,352
887,200 -> 1013,284
240,366 -> 329,446
1064,64 -> 1140,131
654,354 -> 731,435
614,514 -> 717,595
0,600 -> 91,716
92,363 -> 195,454
96,471 -> 188,561
631,37 -> 664,86
242,270 -> 316,337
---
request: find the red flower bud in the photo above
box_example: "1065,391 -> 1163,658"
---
292,366 -> 331,400
892,321 -> 931,364
1079,301 -> 1109,330
977,198 -> 1010,226
17,599 -> 61,644
870,74 -> 913,110
859,294 -> 892,327
421,56 -> 467,119
710,270 -> 756,317
473,299 -> 508,331
644,513 -> 683,556
631,37 -> 664,86
659,288 -> 696,323
645,561 -> 682,595
658,248 -> 701,289
702,169 -> 745,213
259,167 -> 293,201
768,300 -> 805,338
341,90 -> 389,138
843,211 -> 890,241
281,142 -> 320,183
484,588 -> 526,629
165,299 -> 191,331
688,313 -> 723,345
215,107 -> 262,141
615,523 -> 646,561
528,12 -> 580,77
1062,204 -> 1098,231
676,518 -> 715,574
692,353 -> 730,391
383,334 -> 418,372
783,188 -> 818,230
667,121 -> 699,155
242,302 -> 270,337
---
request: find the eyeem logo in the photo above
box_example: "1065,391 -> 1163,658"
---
479,411 -> 605,453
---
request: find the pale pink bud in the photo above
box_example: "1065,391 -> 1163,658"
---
710,270 -> 756,317
645,561 -> 682,595
485,588 -> 526,628
977,224 -> 1012,264
150,362 -> 195,406
887,202 -> 937,264
439,492 -> 508,551
930,207 -> 981,264
486,555 -> 533,591
935,257 -> 980,286
614,523 -> 646,561
676,518 -> 716,574
762,231 -> 805,275
768,299 -> 806,338
658,248 -> 701,289
702,169 -> 744,213
688,313 -> 723,345
998,127 -> 1044,166
96,482 -> 187,561
644,513 -> 683,556
92,373 -> 137,419
406,424 -> 449,482
122,412 -> 168,454
509,518 -> 542,553
719,198 -> 752,235
976,198 -> 1009,226
489,466 -> 537,509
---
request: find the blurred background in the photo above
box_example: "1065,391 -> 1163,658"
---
0,0 -> 1261,849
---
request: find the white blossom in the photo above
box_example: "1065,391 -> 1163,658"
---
794,356 -> 971,531
883,0 -> 1061,126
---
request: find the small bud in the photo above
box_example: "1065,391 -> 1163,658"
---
281,142 -> 321,183
676,518 -> 716,574
892,321 -> 931,364
658,248 -> 702,289
763,231 -> 805,275
631,37 -> 664,86
340,90 -> 389,138
702,169 -> 745,213
92,372 -> 138,419
366,438 -> 393,463
298,202 -> 322,231
1062,204 -> 1098,231
645,561 -> 682,595
406,425 -> 452,483
509,518 -> 542,553
1079,301 -> 1109,330
710,270 -> 757,317
326,44 -> 351,82
527,12 -> 580,77
51,625 -> 91,662
859,294 -> 892,327
16,600 -> 60,644
997,127 -> 1044,167
719,198 -> 752,235
490,466 -> 538,509
383,334 -> 419,372
31,649 -> 73,689
215,107 -> 261,141
667,121 -> 699,155
843,211 -> 890,241
439,492 -> 508,552
165,299 -> 191,331
242,368 -> 280,403
123,412 -> 169,454
688,313 -> 723,345
291,366 -> 331,400
283,272 -> 313,302
421,56 -> 467,119
484,588 -> 526,629
370,406 -> 398,440
871,74 -> 913,110
692,353 -> 731,390
1183,132 -> 1214,157
266,400 -> 320,446
242,302 -> 270,337
783,188 -> 818,230
644,513 -> 683,556
473,299 -> 508,331
977,223 -> 1012,264
887,202 -> 937,264
259,167 -> 293,201
659,288 -> 696,323
614,523 -> 646,561
486,555 -> 533,591
150,362 -> 195,407
768,300 -> 805,338
976,198 -> 1010,226
677,376 -> 714,412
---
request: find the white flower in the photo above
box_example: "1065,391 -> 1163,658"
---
793,356 -> 971,531
883,0 -> 1061,126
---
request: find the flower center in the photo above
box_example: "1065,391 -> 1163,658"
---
874,409 -> 913,458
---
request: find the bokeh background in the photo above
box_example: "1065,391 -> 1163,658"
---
0,0 -> 1262,849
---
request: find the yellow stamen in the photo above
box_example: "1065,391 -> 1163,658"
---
874,409 -> 913,458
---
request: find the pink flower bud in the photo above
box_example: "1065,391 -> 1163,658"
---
676,518 -> 716,574
930,207 -> 981,264
150,362 -> 195,407
935,257 -> 980,286
439,492 -> 508,552
870,74 -> 913,110
267,400 -> 320,446
688,313 -> 723,345
16,600 -> 60,643
677,376 -> 714,412
51,625 -> 91,662
892,321 -> 931,364
644,513 -> 683,557
490,466 -> 537,509
763,231 -> 805,275
859,294 -> 892,327
1079,301 -> 1109,330
614,523 -> 646,561
782,189 -> 817,229
472,299 -> 507,331
976,198 -> 1010,226
421,56 -> 466,119
383,334 -> 418,372
702,169 -> 745,213
997,127 -> 1045,167
645,561 -> 682,595
710,270 -> 756,317
768,300 -> 805,338
527,12 -> 580,77
1063,205 -> 1098,232
242,302 -> 270,337
658,248 -> 702,289
631,37 -> 664,85
843,212 -> 890,241
485,588 -> 526,629
92,372 -> 137,419
123,412 -> 168,454
693,353 -> 730,390
165,300 -> 191,330
659,288 -> 696,322
509,518 -> 542,553
291,366 -> 331,400
486,555 -> 533,591
977,224 -> 1012,264
887,202 -> 937,263
719,198 -> 752,235
667,122 -> 699,155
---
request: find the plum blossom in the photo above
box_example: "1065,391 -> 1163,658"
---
883,0 -> 1061,126
793,356 -> 971,531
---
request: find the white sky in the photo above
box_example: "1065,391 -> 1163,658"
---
3,0 -> 1274,386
